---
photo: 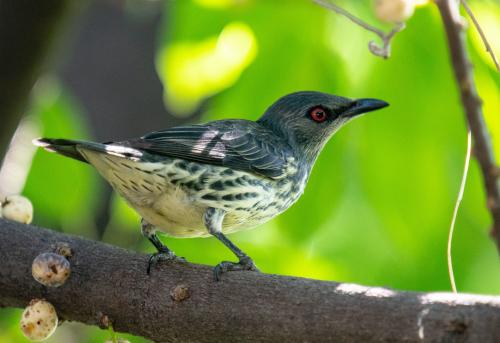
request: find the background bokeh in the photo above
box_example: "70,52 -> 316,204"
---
1,0 -> 499,342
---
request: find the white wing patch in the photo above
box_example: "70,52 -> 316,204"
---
103,145 -> 143,160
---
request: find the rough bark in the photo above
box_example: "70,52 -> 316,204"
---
0,0 -> 71,159
1,219 -> 500,342
436,0 -> 500,253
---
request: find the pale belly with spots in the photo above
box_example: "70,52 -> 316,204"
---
80,148 -> 306,238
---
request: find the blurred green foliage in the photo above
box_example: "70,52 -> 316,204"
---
1,0 -> 500,342
22,78 -> 100,237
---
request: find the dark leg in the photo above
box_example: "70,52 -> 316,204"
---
204,208 -> 259,281
212,231 -> 259,280
141,219 -> 185,274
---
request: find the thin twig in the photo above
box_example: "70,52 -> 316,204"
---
313,0 -> 385,36
461,0 -> 500,72
368,23 -> 405,58
313,0 -> 405,58
447,130 -> 472,294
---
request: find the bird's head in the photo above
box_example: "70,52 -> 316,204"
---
257,91 -> 388,164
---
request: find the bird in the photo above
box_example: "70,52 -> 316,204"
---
34,91 -> 388,280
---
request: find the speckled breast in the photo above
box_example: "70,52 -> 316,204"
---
80,149 -> 308,238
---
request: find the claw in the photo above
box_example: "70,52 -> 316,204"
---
147,248 -> 186,275
213,256 -> 259,281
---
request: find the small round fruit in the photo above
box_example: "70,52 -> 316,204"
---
20,299 -> 58,342
374,0 -> 415,23
32,252 -> 71,287
2,195 -> 33,224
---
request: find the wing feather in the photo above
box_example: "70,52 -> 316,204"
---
129,120 -> 292,179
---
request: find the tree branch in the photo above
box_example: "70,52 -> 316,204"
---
1,219 -> 500,342
435,0 -> 500,254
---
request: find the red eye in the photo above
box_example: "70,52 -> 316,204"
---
309,107 -> 327,123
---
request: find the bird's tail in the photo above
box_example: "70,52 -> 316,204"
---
33,138 -> 107,163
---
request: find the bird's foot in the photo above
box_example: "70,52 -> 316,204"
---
147,247 -> 186,274
213,256 -> 259,281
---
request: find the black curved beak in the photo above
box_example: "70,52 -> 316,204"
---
342,98 -> 389,118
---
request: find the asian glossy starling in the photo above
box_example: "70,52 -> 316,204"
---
34,91 -> 388,280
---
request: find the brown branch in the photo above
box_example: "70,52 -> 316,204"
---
436,0 -> 500,254
2,219 -> 500,342
0,0 -> 72,160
